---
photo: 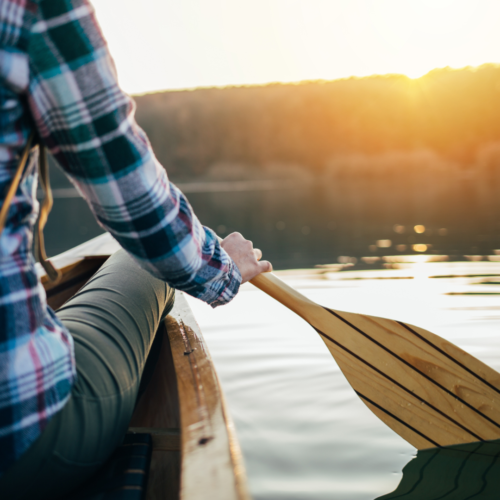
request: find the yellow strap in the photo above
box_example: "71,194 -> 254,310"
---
0,132 -> 34,234
35,146 -> 61,283
0,134 -> 61,283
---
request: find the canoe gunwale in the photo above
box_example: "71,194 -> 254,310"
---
165,293 -> 251,500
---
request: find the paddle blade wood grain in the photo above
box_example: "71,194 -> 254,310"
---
250,272 -> 500,449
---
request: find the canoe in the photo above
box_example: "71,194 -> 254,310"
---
40,233 -> 250,500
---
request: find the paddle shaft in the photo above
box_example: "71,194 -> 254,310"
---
216,234 -> 320,321
250,272 -> 321,322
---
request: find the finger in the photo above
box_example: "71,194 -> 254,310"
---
257,260 -> 273,273
253,248 -> 263,261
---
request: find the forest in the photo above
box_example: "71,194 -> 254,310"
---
134,64 -> 500,180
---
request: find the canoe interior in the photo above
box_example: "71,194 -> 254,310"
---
41,234 -> 250,500
43,256 -> 109,310
130,323 -> 181,500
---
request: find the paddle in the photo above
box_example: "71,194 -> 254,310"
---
248,271 -> 500,450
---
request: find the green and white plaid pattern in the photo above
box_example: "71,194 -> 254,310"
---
0,0 -> 241,475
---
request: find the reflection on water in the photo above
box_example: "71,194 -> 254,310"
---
186,261 -> 500,500
378,440 -> 500,499
44,164 -> 500,268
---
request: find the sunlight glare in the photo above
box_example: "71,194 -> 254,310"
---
413,244 -> 428,253
91,0 -> 500,94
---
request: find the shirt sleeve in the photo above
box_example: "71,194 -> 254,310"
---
26,0 -> 241,307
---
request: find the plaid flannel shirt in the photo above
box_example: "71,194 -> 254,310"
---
0,0 -> 241,475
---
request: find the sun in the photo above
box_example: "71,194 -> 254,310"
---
403,67 -> 431,80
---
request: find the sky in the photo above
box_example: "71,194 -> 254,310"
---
91,0 -> 500,95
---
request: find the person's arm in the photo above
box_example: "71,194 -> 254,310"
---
27,0 -> 269,306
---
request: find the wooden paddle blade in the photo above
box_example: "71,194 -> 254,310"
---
318,309 -> 500,449
249,272 -> 500,450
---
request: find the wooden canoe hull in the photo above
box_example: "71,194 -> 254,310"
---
41,233 -> 250,500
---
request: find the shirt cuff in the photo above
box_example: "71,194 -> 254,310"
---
208,256 -> 242,308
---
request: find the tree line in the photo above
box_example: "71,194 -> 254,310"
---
134,64 -> 500,180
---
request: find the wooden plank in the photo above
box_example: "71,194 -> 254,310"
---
329,343 -> 475,447
341,311 -> 500,411
403,321 -> 500,389
130,326 -> 181,500
166,292 -> 251,500
44,257 -> 107,310
41,233 -> 118,309
317,311 -> 500,446
37,232 -> 120,279
218,388 -> 253,500
147,451 -> 181,500
130,327 -> 181,430
129,427 -> 181,451
320,309 -> 500,447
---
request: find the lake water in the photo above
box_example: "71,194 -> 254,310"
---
185,260 -> 500,500
44,165 -> 500,267
43,170 -> 500,499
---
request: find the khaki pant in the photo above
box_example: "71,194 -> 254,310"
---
0,250 -> 175,500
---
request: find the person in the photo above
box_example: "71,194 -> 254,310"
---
0,0 -> 272,498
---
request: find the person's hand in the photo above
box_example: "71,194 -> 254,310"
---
220,232 -> 272,283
